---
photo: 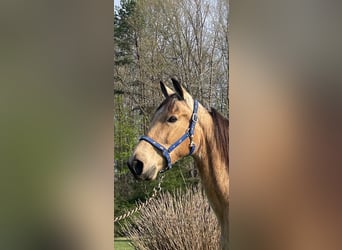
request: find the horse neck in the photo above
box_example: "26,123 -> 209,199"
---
193,106 -> 229,222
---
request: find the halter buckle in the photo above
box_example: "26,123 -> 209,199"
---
192,113 -> 198,122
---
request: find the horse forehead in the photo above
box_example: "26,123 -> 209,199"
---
154,100 -> 176,117
153,104 -> 168,119
162,102 -> 186,115
151,99 -> 191,124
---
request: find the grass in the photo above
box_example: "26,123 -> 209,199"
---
114,237 -> 135,250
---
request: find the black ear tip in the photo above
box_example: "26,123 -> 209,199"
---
160,80 -> 169,98
160,81 -> 166,91
171,77 -> 184,100
171,78 -> 179,84
171,78 -> 181,89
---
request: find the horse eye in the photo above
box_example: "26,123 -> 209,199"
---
167,116 -> 178,123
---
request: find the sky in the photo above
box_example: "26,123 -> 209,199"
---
114,0 -> 121,9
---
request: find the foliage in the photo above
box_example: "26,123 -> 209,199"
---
114,0 -> 229,237
114,0 -> 138,65
114,94 -> 139,172
114,0 -> 229,114
122,186 -> 221,250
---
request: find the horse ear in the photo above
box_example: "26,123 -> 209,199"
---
160,81 -> 174,98
171,78 -> 184,100
171,78 -> 194,108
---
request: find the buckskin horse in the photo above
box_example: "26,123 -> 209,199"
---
127,78 -> 229,249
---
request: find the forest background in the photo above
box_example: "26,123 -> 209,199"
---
114,0 -> 229,235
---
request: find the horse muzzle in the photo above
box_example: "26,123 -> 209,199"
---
127,157 -> 143,176
127,157 -> 157,180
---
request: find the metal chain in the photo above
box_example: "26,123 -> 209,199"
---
114,174 -> 165,223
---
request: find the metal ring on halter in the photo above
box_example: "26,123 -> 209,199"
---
192,113 -> 198,122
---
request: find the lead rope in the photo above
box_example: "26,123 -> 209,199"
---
114,174 -> 165,223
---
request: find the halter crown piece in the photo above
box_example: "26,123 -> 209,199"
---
139,100 -> 199,173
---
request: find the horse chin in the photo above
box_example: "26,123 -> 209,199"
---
142,165 -> 158,181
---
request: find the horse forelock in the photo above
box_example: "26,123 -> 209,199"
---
156,94 -> 179,113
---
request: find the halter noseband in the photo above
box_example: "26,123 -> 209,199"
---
139,100 -> 199,173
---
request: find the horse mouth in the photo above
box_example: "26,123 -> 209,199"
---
131,165 -> 158,181
143,166 -> 158,180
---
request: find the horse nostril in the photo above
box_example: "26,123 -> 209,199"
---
132,159 -> 144,176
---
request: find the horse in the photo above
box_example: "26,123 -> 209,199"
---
127,78 -> 229,249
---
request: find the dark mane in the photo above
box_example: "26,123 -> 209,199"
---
209,108 -> 229,171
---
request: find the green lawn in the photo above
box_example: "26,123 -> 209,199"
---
114,237 -> 135,250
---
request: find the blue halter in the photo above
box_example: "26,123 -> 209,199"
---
139,100 -> 199,173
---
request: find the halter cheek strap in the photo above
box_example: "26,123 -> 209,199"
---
139,100 -> 199,173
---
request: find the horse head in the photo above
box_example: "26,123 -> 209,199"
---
127,78 -> 201,180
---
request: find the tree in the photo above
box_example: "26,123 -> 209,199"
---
114,0 -> 229,236
114,0 -> 137,66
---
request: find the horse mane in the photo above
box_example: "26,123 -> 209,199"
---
209,108 -> 229,171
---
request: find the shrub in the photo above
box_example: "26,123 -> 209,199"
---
122,186 -> 220,250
